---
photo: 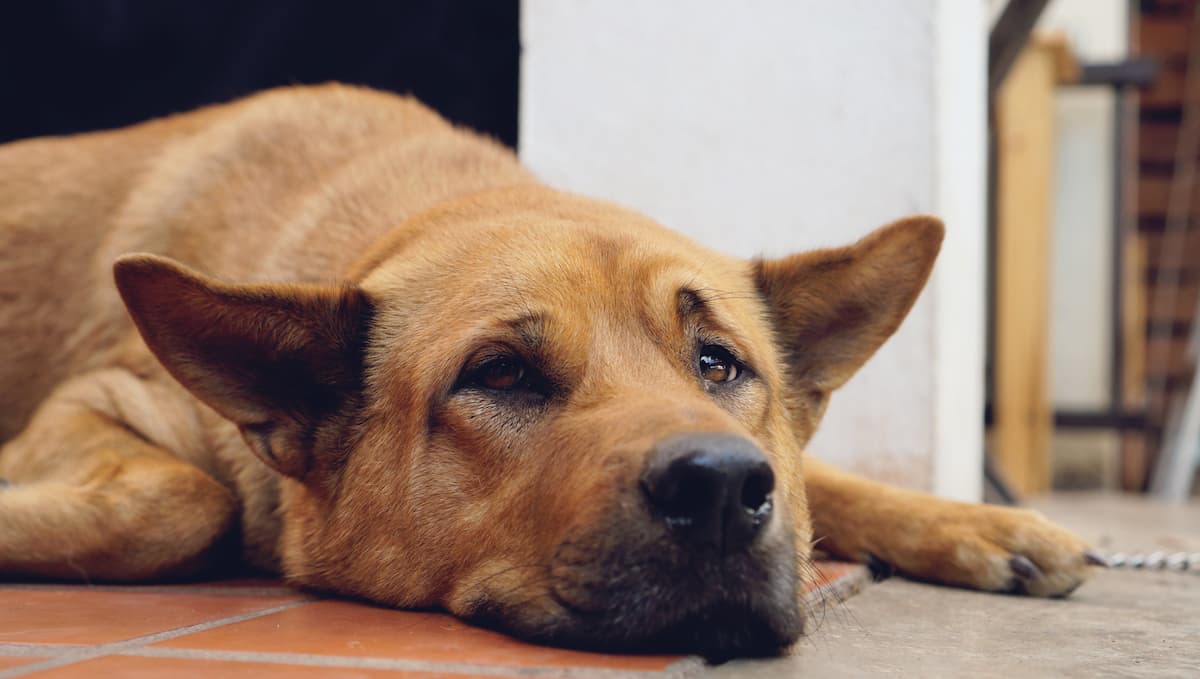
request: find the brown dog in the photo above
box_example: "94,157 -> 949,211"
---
0,84 -> 1096,658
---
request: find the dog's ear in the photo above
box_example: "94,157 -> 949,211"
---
754,215 -> 944,399
113,254 -> 372,479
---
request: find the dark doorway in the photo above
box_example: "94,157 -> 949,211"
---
0,0 -> 519,146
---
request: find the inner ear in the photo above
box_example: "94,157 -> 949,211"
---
113,254 -> 373,479
755,215 -> 944,395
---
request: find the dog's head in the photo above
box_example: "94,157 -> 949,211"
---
114,187 -> 941,659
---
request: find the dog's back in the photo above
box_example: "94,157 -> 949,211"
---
0,84 -> 531,438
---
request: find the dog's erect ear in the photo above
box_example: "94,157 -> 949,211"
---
754,215 -> 944,395
113,255 -> 373,479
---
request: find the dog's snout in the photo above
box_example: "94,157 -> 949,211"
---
641,433 -> 775,552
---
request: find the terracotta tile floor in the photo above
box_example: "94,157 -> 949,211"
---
0,562 -> 867,678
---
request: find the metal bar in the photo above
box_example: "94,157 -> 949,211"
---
1150,358 -> 1200,499
1071,59 -> 1159,88
984,455 -> 1020,506
1054,410 -> 1148,430
985,404 -> 1148,430
989,0 -> 1053,96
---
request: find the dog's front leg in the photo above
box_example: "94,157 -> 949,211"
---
0,371 -> 236,581
801,456 -> 1098,596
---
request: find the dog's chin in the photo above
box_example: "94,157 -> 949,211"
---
473,592 -> 803,663
468,546 -> 805,663
621,600 -> 803,661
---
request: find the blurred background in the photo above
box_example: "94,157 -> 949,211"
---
1,0 -> 1197,505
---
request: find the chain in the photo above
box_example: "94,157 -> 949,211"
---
1096,551 -> 1200,573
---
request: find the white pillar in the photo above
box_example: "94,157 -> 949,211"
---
930,0 -> 987,501
521,0 -> 987,499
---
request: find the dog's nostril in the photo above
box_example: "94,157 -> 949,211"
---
644,457 -> 720,525
642,433 -> 775,552
740,463 -> 774,515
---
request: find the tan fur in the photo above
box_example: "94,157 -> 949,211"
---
0,85 -> 1093,655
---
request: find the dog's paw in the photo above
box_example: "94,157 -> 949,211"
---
879,505 -> 1102,597
941,505 -> 1103,597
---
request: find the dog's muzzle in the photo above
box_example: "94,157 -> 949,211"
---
483,432 -> 803,660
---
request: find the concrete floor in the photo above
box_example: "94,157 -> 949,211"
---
710,494 -> 1200,678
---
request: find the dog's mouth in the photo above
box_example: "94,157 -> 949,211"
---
471,570 -> 803,662
627,600 -> 802,661
548,590 -> 803,662
468,536 -> 804,661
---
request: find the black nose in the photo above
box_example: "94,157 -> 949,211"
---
640,433 -> 775,553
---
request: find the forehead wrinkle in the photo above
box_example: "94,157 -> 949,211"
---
677,287 -> 707,319
501,312 -> 546,354
676,283 -> 749,340
496,306 -> 595,388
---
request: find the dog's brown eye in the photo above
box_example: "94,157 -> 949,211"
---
477,358 -> 526,390
699,346 -> 739,383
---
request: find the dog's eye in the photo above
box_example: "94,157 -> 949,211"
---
699,346 -> 740,383
475,357 -> 528,391
457,353 -> 554,401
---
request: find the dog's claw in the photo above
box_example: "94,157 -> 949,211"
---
864,553 -> 895,581
1084,550 -> 1110,568
1009,555 -> 1042,580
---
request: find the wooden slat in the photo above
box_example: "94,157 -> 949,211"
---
1121,65 -> 1149,491
993,39 -> 1072,496
1146,335 -> 1195,375
1144,281 -> 1200,325
1139,122 -> 1183,166
1121,237 -> 1149,490
1144,269 -> 1200,288
1141,64 -> 1200,108
1147,384 -> 1194,423
1139,14 -> 1195,60
1138,175 -> 1200,216
1143,231 -> 1200,263
1140,0 -> 1199,19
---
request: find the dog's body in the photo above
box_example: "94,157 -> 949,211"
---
1,85 -> 1094,657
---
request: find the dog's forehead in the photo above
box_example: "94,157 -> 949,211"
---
359,219 -> 777,374
363,219 -> 755,315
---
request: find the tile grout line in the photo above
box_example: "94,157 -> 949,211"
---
0,598 -> 315,678
802,565 -> 873,609
0,644 -> 85,658
119,647 -> 693,678
789,566 -> 876,648
0,584 -> 300,597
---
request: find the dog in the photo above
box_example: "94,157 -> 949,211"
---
0,84 -> 1098,659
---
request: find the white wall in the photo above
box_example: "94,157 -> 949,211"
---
521,1 -> 986,499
